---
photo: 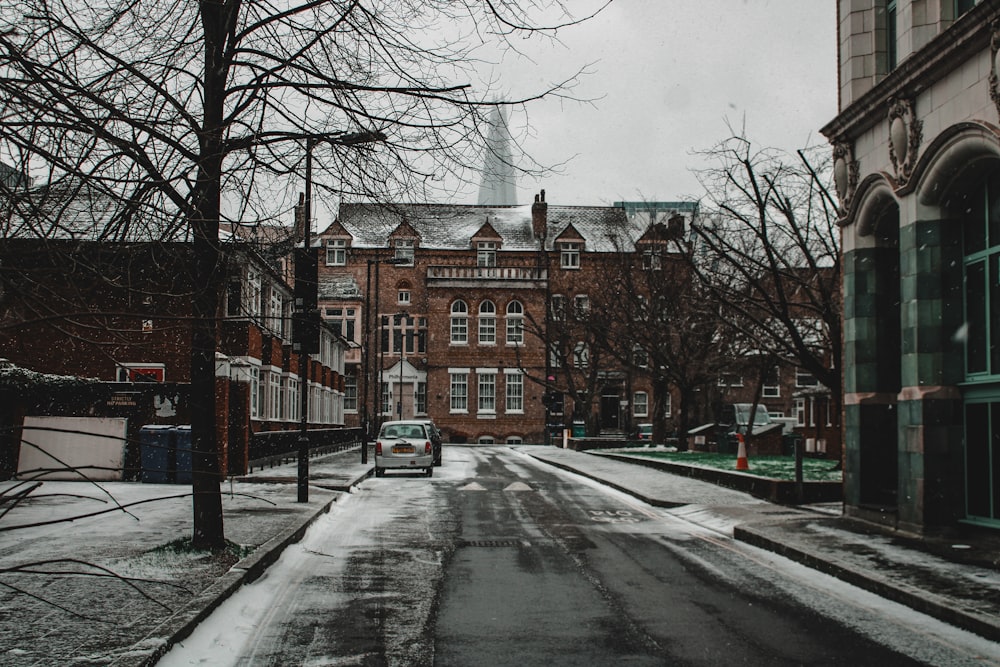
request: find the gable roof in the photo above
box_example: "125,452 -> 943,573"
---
333,202 -> 639,252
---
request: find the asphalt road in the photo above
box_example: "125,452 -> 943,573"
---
161,446 -> 991,666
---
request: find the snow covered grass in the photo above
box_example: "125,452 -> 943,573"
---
608,449 -> 843,482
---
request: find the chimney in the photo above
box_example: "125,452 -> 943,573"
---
531,189 -> 548,241
294,192 -> 306,243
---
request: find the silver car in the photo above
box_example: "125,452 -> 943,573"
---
375,420 -> 434,477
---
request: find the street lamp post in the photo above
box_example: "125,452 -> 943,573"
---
361,255 -> 406,462
295,130 -> 385,499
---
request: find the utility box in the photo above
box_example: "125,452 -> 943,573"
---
140,425 -> 176,483
139,425 -> 192,484
173,425 -> 193,484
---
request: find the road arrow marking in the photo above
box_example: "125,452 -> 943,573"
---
460,482 -> 487,491
503,482 -> 532,492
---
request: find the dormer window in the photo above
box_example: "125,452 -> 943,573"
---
477,241 -> 497,267
642,249 -> 661,271
326,239 -> 347,266
560,242 -> 581,269
394,239 -> 415,265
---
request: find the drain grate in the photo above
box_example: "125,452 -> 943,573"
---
458,539 -> 526,548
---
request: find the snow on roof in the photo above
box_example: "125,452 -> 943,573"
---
336,202 -> 641,252
2,179 -> 190,243
318,273 -> 361,300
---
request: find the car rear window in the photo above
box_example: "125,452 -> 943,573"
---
383,424 -> 424,439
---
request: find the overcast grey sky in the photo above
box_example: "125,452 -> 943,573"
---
461,0 -> 838,207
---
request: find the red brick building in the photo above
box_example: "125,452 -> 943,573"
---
316,191 -> 696,444
0,182 -> 348,475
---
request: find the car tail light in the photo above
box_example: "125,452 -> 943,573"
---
375,440 -> 383,455
425,441 -> 432,455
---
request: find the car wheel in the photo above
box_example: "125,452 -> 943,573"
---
425,467 -> 433,478
375,467 -> 384,478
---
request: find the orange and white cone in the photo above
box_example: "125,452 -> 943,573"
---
735,433 -> 749,471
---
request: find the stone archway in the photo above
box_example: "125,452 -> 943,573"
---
844,178 -> 902,511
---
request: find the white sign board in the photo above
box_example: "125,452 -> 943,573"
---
17,416 -> 128,481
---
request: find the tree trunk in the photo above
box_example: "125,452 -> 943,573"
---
189,0 -> 236,549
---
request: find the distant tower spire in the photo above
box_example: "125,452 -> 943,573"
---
477,105 -> 517,206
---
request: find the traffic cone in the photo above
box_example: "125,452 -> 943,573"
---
735,433 -> 749,471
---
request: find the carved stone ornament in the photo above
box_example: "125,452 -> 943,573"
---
832,141 -> 859,216
990,19 -> 1000,121
887,97 -> 922,187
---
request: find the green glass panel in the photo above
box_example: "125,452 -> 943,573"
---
967,260 -> 987,373
992,256 -> 1000,374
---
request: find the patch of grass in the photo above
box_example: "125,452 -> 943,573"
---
152,538 -> 254,561
622,450 -> 843,482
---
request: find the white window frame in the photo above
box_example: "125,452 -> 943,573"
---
718,373 -> 743,387
450,369 -> 469,413
394,239 -> 415,265
505,370 -> 524,413
267,367 -> 281,420
796,368 -> 820,387
249,364 -> 261,419
479,300 -> 496,345
477,241 -> 497,267
560,242 -> 581,269
325,238 -> 347,266
344,373 -> 358,413
288,376 -> 300,422
573,341 -> 589,369
574,294 -> 589,315
450,300 -> 468,345
415,381 -> 427,415
478,369 -> 497,414
246,269 -> 262,318
794,398 -> 807,426
398,290 -> 411,305
633,391 -> 648,417
506,300 -> 524,345
664,392 -> 672,418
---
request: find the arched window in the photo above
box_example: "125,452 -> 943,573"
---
506,300 -> 524,344
450,300 -> 468,344
479,300 -> 496,345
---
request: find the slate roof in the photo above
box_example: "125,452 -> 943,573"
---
2,179 -> 190,243
331,202 -> 643,253
2,178 -> 293,250
318,273 -> 362,300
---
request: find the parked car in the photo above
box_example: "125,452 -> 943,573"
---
375,420 -> 434,477
418,419 -> 443,466
637,423 -> 653,443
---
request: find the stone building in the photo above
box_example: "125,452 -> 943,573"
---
824,0 -> 1000,532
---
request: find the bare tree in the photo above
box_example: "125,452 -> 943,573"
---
684,132 -> 842,434
0,0 -> 607,547
589,224 -> 732,449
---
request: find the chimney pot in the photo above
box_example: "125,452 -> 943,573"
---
531,190 -> 548,241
